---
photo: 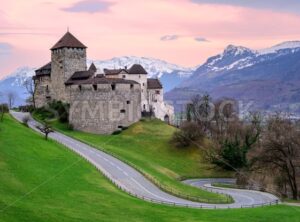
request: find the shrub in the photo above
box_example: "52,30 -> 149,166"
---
0,104 -> 9,122
212,138 -> 248,170
171,121 -> 204,148
119,126 -> 128,131
0,104 -> 9,113
48,100 -> 70,123
67,123 -> 74,131
22,115 -> 30,127
33,107 -> 55,120
33,100 -> 69,123
112,130 -> 122,135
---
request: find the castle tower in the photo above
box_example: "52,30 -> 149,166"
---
50,31 -> 87,102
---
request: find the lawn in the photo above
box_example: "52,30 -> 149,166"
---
0,114 -> 300,222
38,113 -> 233,203
0,116 -> 300,222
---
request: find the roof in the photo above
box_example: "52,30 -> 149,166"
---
70,71 -> 93,80
88,63 -> 97,73
104,64 -> 147,75
35,62 -> 51,77
147,78 -> 162,89
65,75 -> 139,86
51,32 -> 87,50
104,68 -> 128,75
66,63 -> 97,83
128,64 -> 147,74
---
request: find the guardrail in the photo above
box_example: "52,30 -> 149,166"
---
64,140 -> 279,209
19,113 -> 280,209
53,129 -> 233,204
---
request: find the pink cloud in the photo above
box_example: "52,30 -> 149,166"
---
0,0 -> 300,78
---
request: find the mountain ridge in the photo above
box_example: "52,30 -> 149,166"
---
166,41 -> 300,115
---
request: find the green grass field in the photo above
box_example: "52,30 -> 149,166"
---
40,114 -> 234,203
1,114 -> 300,222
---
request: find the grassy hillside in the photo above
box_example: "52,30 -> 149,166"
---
47,117 -> 233,203
1,114 -> 299,222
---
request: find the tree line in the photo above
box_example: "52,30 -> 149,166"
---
172,93 -> 300,200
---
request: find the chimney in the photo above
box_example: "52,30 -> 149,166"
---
125,66 -> 127,69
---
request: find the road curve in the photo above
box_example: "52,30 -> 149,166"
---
10,111 -> 279,209
183,179 -> 279,208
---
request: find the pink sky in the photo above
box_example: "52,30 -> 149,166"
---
1,0 -> 300,78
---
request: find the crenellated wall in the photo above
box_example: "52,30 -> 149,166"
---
68,83 -> 141,134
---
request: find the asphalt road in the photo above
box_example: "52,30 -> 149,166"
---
10,111 -> 279,209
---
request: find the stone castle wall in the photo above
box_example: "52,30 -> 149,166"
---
51,48 -> 86,102
107,73 -> 148,111
68,83 -> 141,134
34,76 -> 52,108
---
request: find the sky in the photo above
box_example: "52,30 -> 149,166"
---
1,0 -> 300,78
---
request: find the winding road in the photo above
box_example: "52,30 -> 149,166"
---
10,111 -> 279,209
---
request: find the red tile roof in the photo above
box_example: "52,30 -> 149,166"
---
51,32 -> 87,50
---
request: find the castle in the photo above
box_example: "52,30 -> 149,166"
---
33,32 -> 174,134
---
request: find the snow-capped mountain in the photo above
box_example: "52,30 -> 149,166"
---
0,67 -> 36,106
259,41 -> 300,55
88,56 -> 195,92
88,56 -> 195,78
0,57 -> 195,106
166,41 -> 300,115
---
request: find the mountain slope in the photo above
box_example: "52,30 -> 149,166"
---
88,56 -> 195,92
166,41 -> 300,115
0,67 -> 35,106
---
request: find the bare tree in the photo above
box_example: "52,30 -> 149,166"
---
188,93 -> 213,135
7,92 -> 16,109
252,115 -> 300,199
212,98 -> 238,140
36,122 -> 53,140
23,78 -> 37,108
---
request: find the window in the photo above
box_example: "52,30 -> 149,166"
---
142,83 -> 145,86
143,104 -> 146,110
93,84 -> 97,91
156,90 -> 160,95
46,85 -> 49,92
111,84 -> 116,90
127,101 -> 131,104
130,84 -> 134,89
120,109 -> 126,113
78,85 -> 82,91
122,75 -> 126,79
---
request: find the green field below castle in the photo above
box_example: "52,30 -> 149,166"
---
1,114 -> 300,222
37,112 -> 234,203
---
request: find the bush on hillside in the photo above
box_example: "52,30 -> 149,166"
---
33,100 -> 70,123
22,115 -> 30,127
0,104 -> 9,122
171,121 -> 204,148
48,100 -> 70,123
